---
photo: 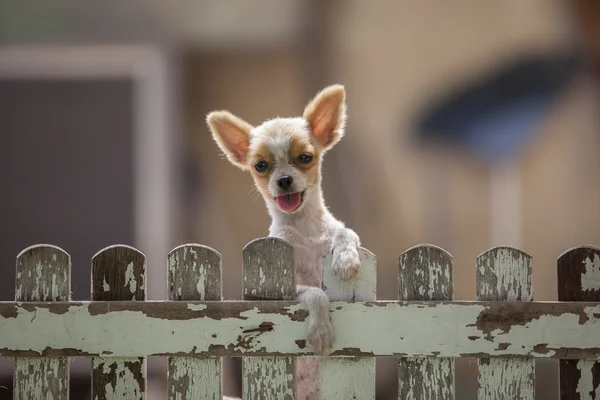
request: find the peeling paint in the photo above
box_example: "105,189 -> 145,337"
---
103,278 -> 110,292
478,358 -> 534,399
477,247 -> 533,301
169,357 -> 221,399
576,360 -> 600,398
582,254 -> 600,291
1,301 -> 600,358
124,262 -> 137,295
243,357 -> 293,399
399,357 -> 453,400
187,304 -> 208,311
92,358 -> 145,399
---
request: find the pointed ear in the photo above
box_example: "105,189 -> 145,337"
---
303,84 -> 347,150
206,110 -> 253,169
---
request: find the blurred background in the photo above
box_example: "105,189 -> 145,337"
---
0,1 -> 599,399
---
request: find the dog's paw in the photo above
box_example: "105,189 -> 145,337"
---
307,315 -> 335,356
332,246 -> 360,281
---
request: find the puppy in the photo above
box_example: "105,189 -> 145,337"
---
207,85 -> 361,399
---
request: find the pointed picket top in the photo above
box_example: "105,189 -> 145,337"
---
477,246 -> 533,302
167,243 -> 222,301
91,244 -> 146,301
398,244 -> 453,301
242,237 -> 295,301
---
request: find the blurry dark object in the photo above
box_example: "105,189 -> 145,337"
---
414,52 -> 583,162
572,0 -> 600,83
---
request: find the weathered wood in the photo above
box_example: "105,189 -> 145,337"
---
14,244 -> 70,400
398,244 -> 455,400
242,237 -> 295,400
321,248 -> 377,400
167,244 -> 223,400
91,245 -> 147,400
558,245 -> 600,399
477,246 -> 534,400
2,300 -> 599,358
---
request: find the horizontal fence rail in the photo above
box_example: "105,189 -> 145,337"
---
1,301 -> 600,359
1,241 -> 599,400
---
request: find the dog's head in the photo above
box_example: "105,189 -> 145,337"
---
206,84 -> 347,214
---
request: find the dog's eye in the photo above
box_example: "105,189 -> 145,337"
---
254,160 -> 268,172
298,154 -> 312,164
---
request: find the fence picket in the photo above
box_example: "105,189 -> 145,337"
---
558,245 -> 600,399
14,244 -> 71,400
242,237 -> 295,400
91,245 -> 147,400
321,247 -> 377,400
167,244 -> 223,400
398,244 -> 454,400
476,246 -> 534,400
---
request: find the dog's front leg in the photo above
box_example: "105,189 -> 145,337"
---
296,285 -> 334,355
331,227 -> 361,281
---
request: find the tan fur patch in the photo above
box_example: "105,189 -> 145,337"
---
249,141 -> 275,197
288,134 -> 321,186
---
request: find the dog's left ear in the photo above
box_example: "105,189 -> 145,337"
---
303,84 -> 347,150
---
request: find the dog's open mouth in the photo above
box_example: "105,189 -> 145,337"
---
275,191 -> 305,212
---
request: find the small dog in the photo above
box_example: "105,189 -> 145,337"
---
207,84 -> 361,398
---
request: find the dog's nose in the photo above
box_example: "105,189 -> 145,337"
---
277,175 -> 293,191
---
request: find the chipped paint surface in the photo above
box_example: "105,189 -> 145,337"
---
243,357 -> 293,399
398,358 -> 454,399
14,244 -> 70,400
321,247 -> 377,398
1,301 -> 600,358
576,360 -> 600,399
398,245 -> 454,399
321,358 -> 375,399
92,358 -> 145,400
477,247 -> 533,301
124,262 -> 137,294
14,358 -> 68,400
168,357 -> 221,400
582,254 -> 600,291
478,358 -> 534,399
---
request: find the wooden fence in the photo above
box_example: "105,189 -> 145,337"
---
1,239 -> 599,399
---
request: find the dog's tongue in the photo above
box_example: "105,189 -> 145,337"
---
276,193 -> 301,212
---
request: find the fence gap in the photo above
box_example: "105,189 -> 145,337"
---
167,244 -> 223,399
476,246 -> 534,399
320,248 -> 377,399
398,244 -> 455,400
558,245 -> 600,399
91,245 -> 147,399
242,237 -> 295,400
13,244 -> 71,400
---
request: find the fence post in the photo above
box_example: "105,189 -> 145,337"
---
476,246 -> 534,399
167,244 -> 223,399
320,247 -> 377,400
242,237 -> 295,399
398,244 -> 454,400
91,245 -> 147,399
14,244 -> 71,400
558,245 -> 600,399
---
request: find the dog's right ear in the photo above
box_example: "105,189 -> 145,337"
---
206,111 -> 253,170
